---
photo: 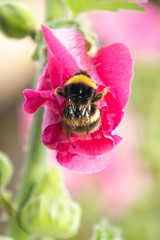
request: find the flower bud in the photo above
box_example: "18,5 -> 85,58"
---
0,1 -> 36,38
19,168 -> 81,238
33,168 -> 68,199
0,152 -> 13,188
20,196 -> 81,238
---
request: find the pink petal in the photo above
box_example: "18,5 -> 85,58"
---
56,136 -> 114,157
47,50 -> 64,88
100,107 -> 110,130
111,134 -> 122,145
42,106 -> 61,131
42,107 -> 66,148
52,28 -> 104,85
42,122 -> 66,149
41,25 -> 79,77
23,89 -> 48,114
23,89 -> 60,114
56,149 -> 115,174
104,91 -> 122,113
95,43 -> 133,108
52,28 -> 92,69
98,90 -> 124,131
106,111 -> 124,132
36,65 -> 52,91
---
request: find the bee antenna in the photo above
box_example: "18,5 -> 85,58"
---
87,63 -> 101,72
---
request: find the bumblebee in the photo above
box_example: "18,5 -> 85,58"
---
55,69 -> 109,148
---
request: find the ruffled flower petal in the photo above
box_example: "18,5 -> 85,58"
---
36,65 -> 52,91
56,150 -> 115,174
23,89 -> 60,114
95,43 -> 133,108
52,28 -> 92,68
56,136 -> 114,157
42,122 -> 65,149
23,89 -> 50,114
41,25 -> 79,77
50,27 -> 103,85
47,50 -> 64,88
42,106 -> 61,131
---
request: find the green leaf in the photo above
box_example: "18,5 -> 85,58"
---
91,220 -> 123,240
0,1 -> 36,38
65,0 -> 146,16
0,152 -> 13,188
19,168 -> 81,238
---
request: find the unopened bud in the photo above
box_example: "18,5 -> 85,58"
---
0,1 -> 36,38
19,168 -> 81,238
20,196 -> 81,238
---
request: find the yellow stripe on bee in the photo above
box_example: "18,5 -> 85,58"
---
90,108 -> 100,122
64,75 -> 97,89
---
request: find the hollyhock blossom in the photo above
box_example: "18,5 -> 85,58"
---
23,25 -> 133,173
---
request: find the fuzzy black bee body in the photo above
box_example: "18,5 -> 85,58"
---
55,70 -> 108,148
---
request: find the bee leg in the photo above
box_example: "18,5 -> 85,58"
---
55,86 -> 66,98
92,87 -> 110,103
86,127 -> 90,134
85,121 -> 90,134
67,130 -> 76,149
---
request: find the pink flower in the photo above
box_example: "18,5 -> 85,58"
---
23,25 -> 133,173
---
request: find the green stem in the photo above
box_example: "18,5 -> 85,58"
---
8,108 -> 47,239
0,191 -> 16,216
17,108 -> 47,207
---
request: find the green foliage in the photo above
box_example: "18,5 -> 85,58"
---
65,0 -> 146,16
91,220 -> 123,240
0,152 -> 13,189
0,1 -> 36,38
20,168 -> 81,238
